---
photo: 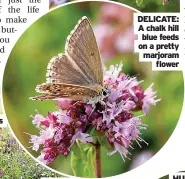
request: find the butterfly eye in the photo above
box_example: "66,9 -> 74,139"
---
103,91 -> 107,96
102,88 -> 109,97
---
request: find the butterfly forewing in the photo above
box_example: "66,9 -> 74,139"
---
46,54 -> 92,85
65,16 -> 104,86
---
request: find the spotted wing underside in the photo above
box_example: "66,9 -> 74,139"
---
30,83 -> 99,101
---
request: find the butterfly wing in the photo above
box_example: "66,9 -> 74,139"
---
30,94 -> 62,101
30,83 -> 99,101
31,16 -> 104,101
46,54 -> 92,85
65,16 -> 104,86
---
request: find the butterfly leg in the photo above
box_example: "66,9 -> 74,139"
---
88,100 -> 105,119
99,100 -> 106,106
88,105 -> 96,119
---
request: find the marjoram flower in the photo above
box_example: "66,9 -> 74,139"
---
29,62 -> 160,164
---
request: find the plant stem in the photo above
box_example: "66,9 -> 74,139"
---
95,142 -> 101,178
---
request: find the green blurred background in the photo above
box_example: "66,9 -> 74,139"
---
3,1 -> 183,177
63,0 -> 180,12
113,0 -> 180,12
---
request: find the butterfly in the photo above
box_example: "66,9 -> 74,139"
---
30,16 -> 108,102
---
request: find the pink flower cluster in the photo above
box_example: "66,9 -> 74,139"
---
29,63 -> 160,164
93,4 -> 137,61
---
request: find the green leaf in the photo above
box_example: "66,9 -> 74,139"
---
86,147 -> 96,177
72,143 -> 87,161
89,127 -> 96,136
136,0 -> 143,6
71,151 -> 86,177
71,142 -> 96,177
97,136 -> 113,150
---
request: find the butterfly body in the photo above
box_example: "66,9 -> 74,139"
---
30,16 -> 106,102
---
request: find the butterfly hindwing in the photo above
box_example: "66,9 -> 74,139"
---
30,94 -> 61,101
30,83 -> 100,101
